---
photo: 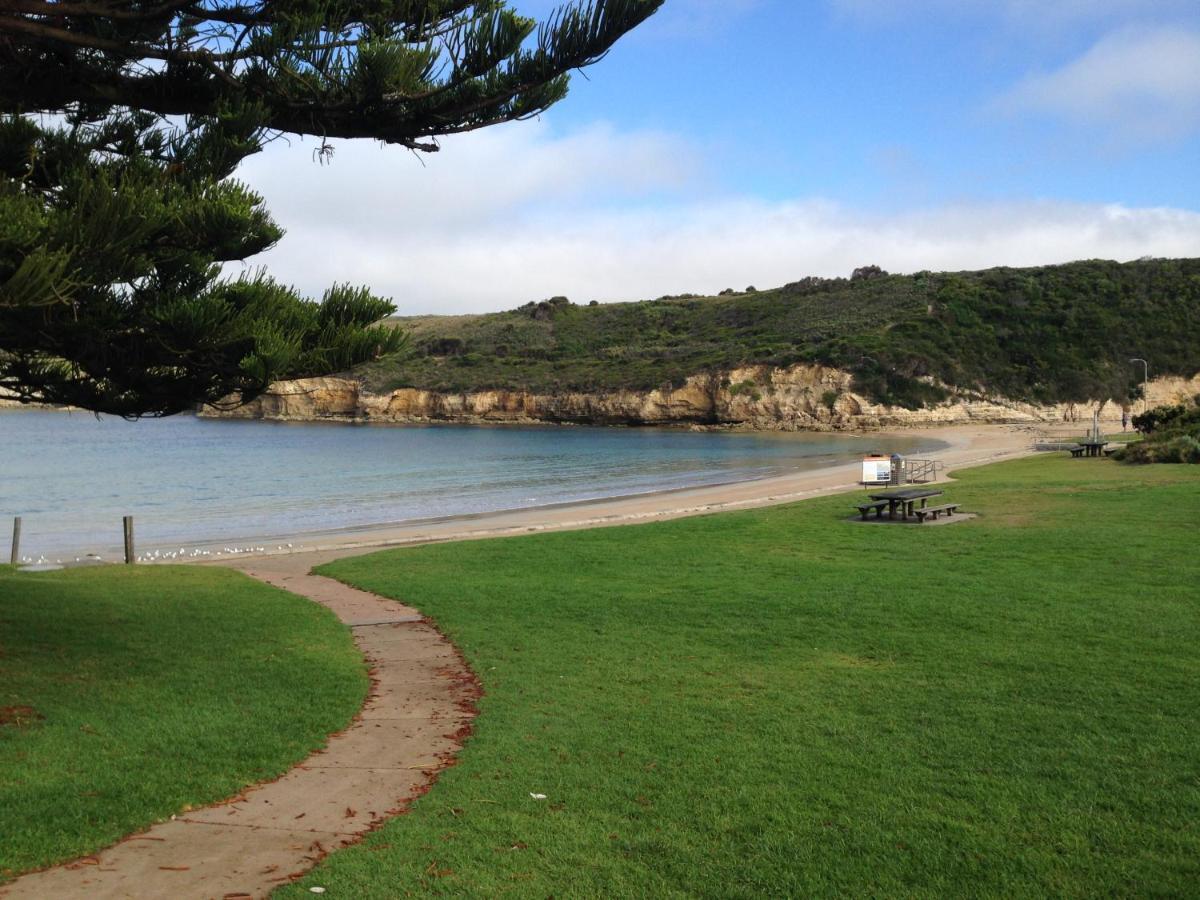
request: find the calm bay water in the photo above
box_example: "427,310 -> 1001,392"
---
1,410 -> 941,558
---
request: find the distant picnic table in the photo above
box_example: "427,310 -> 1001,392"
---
1071,440 -> 1109,458
867,487 -> 943,521
856,487 -> 960,523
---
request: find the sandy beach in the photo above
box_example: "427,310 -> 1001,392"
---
188,422 -> 1065,569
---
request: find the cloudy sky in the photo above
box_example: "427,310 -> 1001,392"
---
234,0 -> 1200,314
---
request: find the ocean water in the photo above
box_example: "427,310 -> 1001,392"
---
1,410 -> 942,558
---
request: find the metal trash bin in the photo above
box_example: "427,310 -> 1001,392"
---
889,453 -> 905,485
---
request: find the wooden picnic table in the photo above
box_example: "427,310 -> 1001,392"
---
868,487 -> 944,520
1074,439 -> 1109,458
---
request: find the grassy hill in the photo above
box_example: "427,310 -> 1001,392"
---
360,258 -> 1200,408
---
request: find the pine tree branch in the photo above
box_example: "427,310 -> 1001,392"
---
0,0 -> 662,149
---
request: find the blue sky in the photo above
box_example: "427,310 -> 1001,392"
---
527,0 -> 1200,208
237,0 -> 1200,313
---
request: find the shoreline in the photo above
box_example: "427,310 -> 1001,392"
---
153,433 -> 948,547
15,423 -> 1071,567
184,422 -> 1051,568
7,419 -> 938,564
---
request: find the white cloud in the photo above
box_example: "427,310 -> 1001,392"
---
999,27 -> 1200,141
233,121 -> 1200,314
244,119 -> 697,232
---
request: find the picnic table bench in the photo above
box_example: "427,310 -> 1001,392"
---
914,503 -> 959,523
856,499 -> 890,520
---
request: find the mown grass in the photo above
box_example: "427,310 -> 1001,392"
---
291,455 -> 1200,898
0,565 -> 367,880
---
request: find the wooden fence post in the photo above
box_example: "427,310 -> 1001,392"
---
123,516 -> 135,565
9,516 -> 19,565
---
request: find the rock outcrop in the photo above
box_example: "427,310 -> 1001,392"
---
199,367 -> 1200,431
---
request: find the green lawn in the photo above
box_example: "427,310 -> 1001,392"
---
0,565 -> 366,880
289,455 -> 1200,898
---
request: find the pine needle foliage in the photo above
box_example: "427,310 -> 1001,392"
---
0,0 -> 661,415
0,112 -> 404,416
0,0 -> 663,150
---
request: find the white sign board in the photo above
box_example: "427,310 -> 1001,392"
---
862,457 -> 892,484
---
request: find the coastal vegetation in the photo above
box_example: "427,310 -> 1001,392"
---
0,565 -> 366,879
0,114 -> 404,417
0,0 -> 660,416
362,257 -> 1200,409
287,455 -> 1200,897
1116,398 -> 1200,463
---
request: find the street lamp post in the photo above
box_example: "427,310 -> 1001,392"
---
1130,358 -> 1149,413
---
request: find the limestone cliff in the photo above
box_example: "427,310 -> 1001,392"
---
199,367 -> 1200,430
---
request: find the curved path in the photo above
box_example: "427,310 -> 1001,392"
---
1,551 -> 479,899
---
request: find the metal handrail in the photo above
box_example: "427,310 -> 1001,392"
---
903,458 -> 944,484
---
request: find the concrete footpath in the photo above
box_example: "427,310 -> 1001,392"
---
1,551 -> 480,899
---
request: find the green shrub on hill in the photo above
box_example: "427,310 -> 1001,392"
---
361,258 -> 1200,408
1117,397 -> 1200,463
1132,400 -> 1200,435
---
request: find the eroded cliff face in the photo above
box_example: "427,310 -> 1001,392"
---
200,366 -> 1200,431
